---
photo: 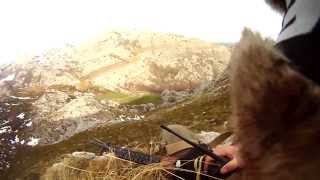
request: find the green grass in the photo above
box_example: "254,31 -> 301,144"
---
95,90 -> 136,103
94,88 -> 162,105
24,84 -> 162,105
126,94 -> 162,105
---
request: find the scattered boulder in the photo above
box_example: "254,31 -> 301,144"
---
33,90 -> 70,115
52,94 -> 103,121
29,91 -> 112,144
160,89 -> 193,105
130,103 -> 156,113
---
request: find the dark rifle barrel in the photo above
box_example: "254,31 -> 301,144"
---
90,139 -> 161,165
160,125 -> 230,165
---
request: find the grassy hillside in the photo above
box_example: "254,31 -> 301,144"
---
4,81 -> 230,179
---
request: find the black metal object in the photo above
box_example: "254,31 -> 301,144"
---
90,139 -> 161,165
160,125 -> 230,166
161,125 -> 236,179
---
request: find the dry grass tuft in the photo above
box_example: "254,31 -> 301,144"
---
41,151 -> 170,180
40,134 -> 230,180
42,152 -> 226,180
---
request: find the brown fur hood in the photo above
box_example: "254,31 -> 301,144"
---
228,29 -> 320,180
265,0 -> 287,14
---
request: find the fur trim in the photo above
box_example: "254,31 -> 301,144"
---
265,0 -> 287,14
228,28 -> 320,180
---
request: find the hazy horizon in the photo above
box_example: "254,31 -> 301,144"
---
0,0 -> 282,64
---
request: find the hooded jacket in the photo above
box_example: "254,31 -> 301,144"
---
266,0 -> 320,84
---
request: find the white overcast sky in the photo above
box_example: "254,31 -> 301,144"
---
0,0 -> 282,64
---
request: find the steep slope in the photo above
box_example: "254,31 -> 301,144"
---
0,30 -> 231,146
4,69 -> 231,179
0,30 -> 232,179
0,31 -> 230,94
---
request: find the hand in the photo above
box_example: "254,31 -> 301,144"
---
160,156 -> 177,168
204,145 -> 244,174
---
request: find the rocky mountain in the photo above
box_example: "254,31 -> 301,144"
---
0,31 -> 230,95
0,30 -> 231,179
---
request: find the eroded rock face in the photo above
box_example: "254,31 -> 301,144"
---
45,93 -> 103,121
30,91 -> 111,144
27,90 -> 160,144
33,90 -> 70,115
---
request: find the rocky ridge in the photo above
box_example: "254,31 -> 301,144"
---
0,30 -> 231,178
0,30 -> 230,95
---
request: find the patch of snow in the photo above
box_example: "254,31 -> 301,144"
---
0,74 -> 15,82
14,135 -> 19,143
20,140 -> 25,145
25,121 -> 32,127
27,137 -> 40,146
17,113 -> 25,119
9,95 -> 34,100
0,126 -> 11,134
130,114 -> 143,121
115,114 -> 144,122
0,120 -> 9,126
8,135 -> 20,144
